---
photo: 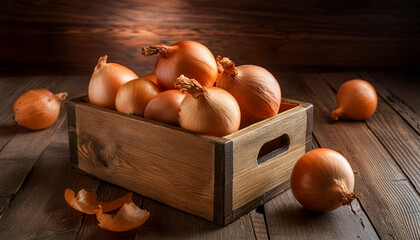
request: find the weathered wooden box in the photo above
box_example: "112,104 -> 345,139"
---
67,97 -> 312,225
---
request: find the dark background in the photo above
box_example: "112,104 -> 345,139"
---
0,0 -> 419,76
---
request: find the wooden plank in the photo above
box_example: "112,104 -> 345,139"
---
0,124 -> 99,239
296,73 -> 420,239
322,72 -> 420,192
266,189 -> 379,240
356,71 -> 420,135
1,1 -> 420,75
264,136 -> 378,239
360,71 -> 420,134
249,210 -> 269,240
369,71 -> 420,116
0,196 -> 10,218
138,198 -> 257,240
74,102 -> 216,221
75,183 -> 143,240
0,76 -> 89,197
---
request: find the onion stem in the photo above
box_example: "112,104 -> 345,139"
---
97,55 -> 108,69
175,75 -> 207,98
217,56 -> 238,76
330,107 -> 344,120
141,44 -> 169,57
54,92 -> 68,101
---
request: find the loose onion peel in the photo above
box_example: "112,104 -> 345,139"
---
64,188 -> 133,214
97,202 -> 150,232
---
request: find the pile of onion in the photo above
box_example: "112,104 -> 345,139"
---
216,56 -> 281,128
330,79 -> 377,120
142,41 -> 218,90
88,55 -> 138,109
115,78 -> 160,116
291,148 -> 358,212
13,89 -> 68,130
174,75 -> 241,137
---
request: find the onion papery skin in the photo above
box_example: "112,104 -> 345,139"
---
115,78 -> 161,116
217,58 -> 281,128
142,41 -> 218,91
143,73 -> 159,86
88,55 -> 139,109
291,148 -> 357,212
144,90 -> 186,125
330,79 -> 377,120
175,75 -> 241,137
13,89 -> 68,130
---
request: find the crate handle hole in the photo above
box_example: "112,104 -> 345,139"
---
257,134 -> 290,165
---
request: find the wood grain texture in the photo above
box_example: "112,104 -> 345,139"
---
1,0 -> 419,76
297,73 -> 420,239
369,71 -> 420,115
322,72 -> 420,192
249,210 -> 269,240
227,105 -> 308,210
74,102 -> 216,221
0,124 -> 99,239
366,71 -> 420,134
137,198 -> 257,240
265,190 -> 379,240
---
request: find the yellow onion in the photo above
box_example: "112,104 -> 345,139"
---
88,55 -> 138,109
144,90 -> 186,125
143,73 -> 158,86
216,57 -> 281,128
291,148 -> 357,212
142,41 -> 218,90
13,88 -> 67,130
330,79 -> 377,120
175,75 -> 240,137
115,78 -> 160,116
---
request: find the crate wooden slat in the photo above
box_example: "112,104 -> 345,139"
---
67,97 -> 313,225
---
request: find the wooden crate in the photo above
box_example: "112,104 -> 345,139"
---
67,97 -> 313,226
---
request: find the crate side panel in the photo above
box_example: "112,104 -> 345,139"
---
74,104 -> 215,220
231,107 -> 307,210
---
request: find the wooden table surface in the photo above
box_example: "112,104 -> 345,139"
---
0,71 -> 419,239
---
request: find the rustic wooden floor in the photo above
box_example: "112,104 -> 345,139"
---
0,71 -> 418,239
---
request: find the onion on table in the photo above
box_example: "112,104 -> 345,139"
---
174,75 -> 241,137
291,148 -> 358,212
216,56 -> 281,128
330,79 -> 377,120
142,40 -> 218,90
88,55 -> 138,109
13,88 -> 67,130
